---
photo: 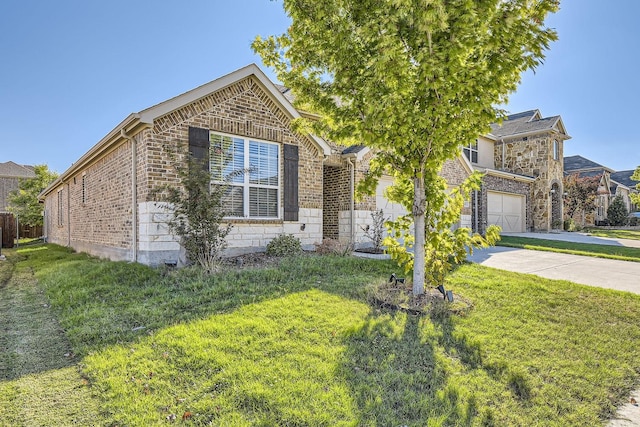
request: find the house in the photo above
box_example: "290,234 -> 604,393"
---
477,110 -> 570,232
564,155 -> 638,225
40,65 -> 569,266
611,170 -> 639,213
0,161 -> 35,213
40,65 -> 333,265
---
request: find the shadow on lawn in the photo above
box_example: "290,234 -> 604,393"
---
341,311 -> 482,426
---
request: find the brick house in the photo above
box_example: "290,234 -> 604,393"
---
40,65 -> 332,265
40,65 -> 570,265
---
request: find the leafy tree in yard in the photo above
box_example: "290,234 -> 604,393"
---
563,173 -> 600,227
8,164 -> 58,227
154,154 -> 234,274
253,0 -> 558,295
607,195 -> 628,227
631,166 -> 640,207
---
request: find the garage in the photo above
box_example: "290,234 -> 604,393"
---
487,191 -> 525,233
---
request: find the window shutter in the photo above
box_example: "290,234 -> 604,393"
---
283,144 -> 299,221
188,126 -> 210,171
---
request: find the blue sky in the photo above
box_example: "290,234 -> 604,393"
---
1,0 -> 638,174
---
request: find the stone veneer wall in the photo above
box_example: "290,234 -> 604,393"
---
477,174 -> 532,235
494,133 -> 565,231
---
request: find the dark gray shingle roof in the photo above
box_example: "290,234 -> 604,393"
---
490,110 -> 561,138
611,170 -> 639,188
563,155 -> 606,172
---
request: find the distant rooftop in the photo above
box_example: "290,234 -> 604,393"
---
563,155 -> 612,173
0,161 -> 35,178
611,170 -> 639,189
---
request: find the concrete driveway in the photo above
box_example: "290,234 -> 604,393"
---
466,231 -> 640,426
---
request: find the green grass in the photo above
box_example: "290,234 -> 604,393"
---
498,235 -> 640,262
583,228 -> 640,241
2,244 -> 640,426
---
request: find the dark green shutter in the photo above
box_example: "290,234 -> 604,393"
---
283,144 -> 299,221
188,126 -> 210,171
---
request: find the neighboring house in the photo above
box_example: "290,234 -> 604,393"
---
481,110 -> 570,232
0,161 -> 36,213
611,170 -> 639,213
563,155 -> 636,225
39,65 -> 570,266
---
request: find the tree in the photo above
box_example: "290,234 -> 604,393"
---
563,173 -> 600,226
154,154 -> 234,274
8,164 -> 58,227
607,195 -> 628,227
631,166 -> 640,207
253,0 -> 558,295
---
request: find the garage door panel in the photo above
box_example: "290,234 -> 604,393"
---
487,192 -> 524,233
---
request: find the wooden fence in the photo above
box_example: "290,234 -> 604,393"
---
0,213 -> 43,248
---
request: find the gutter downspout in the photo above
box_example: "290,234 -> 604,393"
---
346,157 -> 356,245
501,138 -> 505,170
121,129 -> 137,263
67,181 -> 71,247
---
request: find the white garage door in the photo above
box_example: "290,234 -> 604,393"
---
487,192 -> 524,233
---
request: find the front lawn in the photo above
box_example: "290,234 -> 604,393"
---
498,235 -> 640,262
584,228 -> 640,241
2,244 -> 640,426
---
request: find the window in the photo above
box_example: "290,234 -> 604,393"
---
210,133 -> 279,218
57,190 -> 64,226
463,140 -> 478,164
81,174 -> 86,204
553,140 -> 560,161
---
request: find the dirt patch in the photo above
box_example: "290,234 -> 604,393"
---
370,279 -> 474,316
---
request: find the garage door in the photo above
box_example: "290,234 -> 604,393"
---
487,192 -> 524,233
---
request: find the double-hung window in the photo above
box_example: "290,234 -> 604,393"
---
463,140 -> 478,164
210,133 -> 279,218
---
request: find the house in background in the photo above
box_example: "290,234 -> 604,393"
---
0,161 -> 35,213
0,162 -> 36,248
563,155 -> 637,225
39,65 -> 570,266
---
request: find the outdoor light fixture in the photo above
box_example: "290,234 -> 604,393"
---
436,284 -> 446,297
389,273 -> 405,285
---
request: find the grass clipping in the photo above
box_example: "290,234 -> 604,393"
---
369,277 -> 474,316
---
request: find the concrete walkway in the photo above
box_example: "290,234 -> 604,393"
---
466,231 -> 640,426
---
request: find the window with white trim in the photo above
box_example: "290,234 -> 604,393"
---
210,132 -> 279,218
463,140 -> 478,164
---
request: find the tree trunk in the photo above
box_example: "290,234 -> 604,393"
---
412,176 -> 426,295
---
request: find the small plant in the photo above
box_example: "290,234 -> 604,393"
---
266,234 -> 302,256
360,209 -> 388,252
563,218 -> 577,232
314,238 -> 353,256
551,219 -> 563,230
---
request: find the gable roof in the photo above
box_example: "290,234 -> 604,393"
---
611,170 -> 639,189
41,64 -> 332,198
490,109 -> 569,139
0,161 -> 36,179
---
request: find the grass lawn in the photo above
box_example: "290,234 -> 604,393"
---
2,244 -> 640,426
583,228 -> 640,241
498,235 -> 640,262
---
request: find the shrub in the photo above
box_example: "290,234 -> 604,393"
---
563,218 -> 577,232
629,216 -> 639,227
607,195 -> 629,226
266,234 -> 302,256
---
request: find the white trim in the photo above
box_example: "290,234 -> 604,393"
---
477,167 -> 536,183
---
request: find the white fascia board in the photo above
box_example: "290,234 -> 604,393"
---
477,167 -> 536,183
